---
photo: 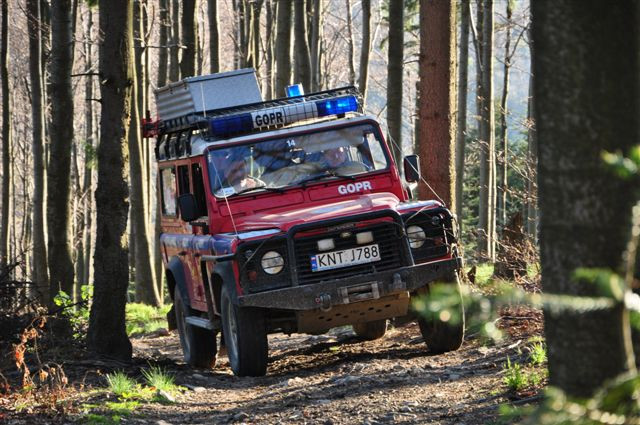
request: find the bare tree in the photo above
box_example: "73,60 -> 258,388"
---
169,0 -> 180,82
387,0 -> 404,167
48,0 -> 75,303
88,0 -> 134,362
345,0 -> 355,86
180,0 -> 197,78
293,0 -> 311,90
158,0 -> 169,87
309,0 -> 322,91
264,0 -> 274,98
497,0 -> 513,228
0,0 -> 10,269
274,0 -> 292,97
455,0 -> 470,229
533,0 -> 638,397
207,0 -> 219,73
358,0 -> 371,103
27,0 -> 49,294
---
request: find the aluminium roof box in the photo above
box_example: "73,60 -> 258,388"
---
154,68 -> 262,121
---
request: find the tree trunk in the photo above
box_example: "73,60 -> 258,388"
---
274,0 -> 292,97
88,0 -> 134,362
358,0 -> 371,104
264,0 -> 274,99
132,0 -> 160,306
309,0 -> 322,92
0,0 -> 10,270
345,0 -> 355,86
158,0 -> 169,87
476,0 -> 495,261
180,0 -> 196,79
27,0 -> 49,295
386,0 -> 404,168
497,0 -> 512,230
293,0 -> 311,91
533,0 -> 638,397
525,28 -> 538,241
48,0 -> 75,304
417,0 -> 456,210
169,0 -> 180,82
455,0 -> 470,226
82,8 -> 94,288
207,0 -> 219,73
247,1 -> 262,73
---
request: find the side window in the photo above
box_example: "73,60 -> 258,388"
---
160,167 -> 177,216
366,132 -> 387,170
192,164 -> 208,217
177,165 -> 190,195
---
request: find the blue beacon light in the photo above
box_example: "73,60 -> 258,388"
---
286,84 -> 304,97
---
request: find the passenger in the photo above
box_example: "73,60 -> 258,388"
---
319,146 -> 369,174
214,151 -> 264,196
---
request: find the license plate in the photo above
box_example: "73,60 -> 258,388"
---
310,244 -> 381,272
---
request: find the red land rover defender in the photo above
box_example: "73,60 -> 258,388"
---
148,69 -> 464,377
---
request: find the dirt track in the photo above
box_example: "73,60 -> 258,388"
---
126,322 -> 533,425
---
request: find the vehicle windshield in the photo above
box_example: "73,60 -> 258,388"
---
207,123 -> 389,197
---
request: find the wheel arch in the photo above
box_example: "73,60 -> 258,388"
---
167,256 -> 191,308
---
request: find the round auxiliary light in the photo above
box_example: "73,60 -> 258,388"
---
431,214 -> 442,226
261,251 -> 285,275
407,225 -> 427,249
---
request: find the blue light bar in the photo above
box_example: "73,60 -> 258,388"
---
207,94 -> 359,138
286,84 -> 305,97
316,95 -> 358,117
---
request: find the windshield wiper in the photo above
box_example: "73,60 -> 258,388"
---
231,185 -> 285,196
297,170 -> 356,188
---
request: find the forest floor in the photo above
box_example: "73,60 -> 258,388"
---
0,304 -> 545,425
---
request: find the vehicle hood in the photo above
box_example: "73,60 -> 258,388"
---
234,193 -> 403,233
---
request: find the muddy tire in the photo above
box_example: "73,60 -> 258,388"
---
353,319 -> 388,340
416,273 -> 465,353
174,287 -> 217,368
220,285 -> 268,377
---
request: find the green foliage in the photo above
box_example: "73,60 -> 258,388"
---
83,413 -> 122,425
125,303 -> 170,336
503,357 -> 527,391
528,340 -> 547,366
53,285 -> 92,338
602,147 -> 640,179
105,372 -> 136,397
141,365 -> 177,394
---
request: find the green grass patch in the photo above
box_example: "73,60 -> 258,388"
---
141,365 -> 178,394
83,413 -> 122,425
106,372 -> 136,397
104,400 -> 140,416
529,341 -> 547,366
125,303 -> 171,336
503,357 -> 527,391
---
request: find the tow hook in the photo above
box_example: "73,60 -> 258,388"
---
316,293 -> 332,312
391,272 -> 406,291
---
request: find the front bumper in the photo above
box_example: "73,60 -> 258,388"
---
237,257 -> 461,310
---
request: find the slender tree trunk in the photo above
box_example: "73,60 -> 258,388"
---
497,0 -> 512,229
48,0 -> 75,303
265,0 -> 274,99
358,0 -> 371,104
309,0 -> 322,92
180,0 -> 196,78
131,0 -> 160,306
27,0 -> 49,295
293,0 -> 311,90
533,0 -> 638,397
417,0 -> 457,210
207,0 -> 219,73
158,0 -> 169,87
88,0 -> 134,362
0,0 -> 10,269
455,0 -> 470,231
345,0 -> 355,86
247,1 -> 262,73
274,0 -> 292,97
82,8 -> 94,288
525,30 -> 537,240
387,0 -> 404,167
169,0 -> 180,82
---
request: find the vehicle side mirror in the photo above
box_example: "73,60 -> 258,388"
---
403,155 -> 420,183
178,193 -> 198,222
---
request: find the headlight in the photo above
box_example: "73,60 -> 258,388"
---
407,225 -> 426,249
261,251 -> 284,274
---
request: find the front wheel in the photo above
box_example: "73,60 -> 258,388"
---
415,273 -> 465,353
174,287 -> 217,368
220,285 -> 268,377
353,319 -> 388,340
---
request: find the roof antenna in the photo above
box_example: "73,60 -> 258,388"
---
200,81 -> 207,118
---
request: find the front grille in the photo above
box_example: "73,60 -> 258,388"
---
403,209 -> 454,263
294,222 -> 405,286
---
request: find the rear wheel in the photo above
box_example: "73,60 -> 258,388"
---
353,319 -> 388,340
220,285 -> 268,377
415,273 -> 465,353
174,287 -> 217,368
